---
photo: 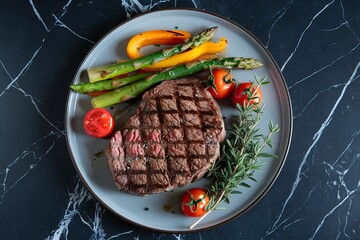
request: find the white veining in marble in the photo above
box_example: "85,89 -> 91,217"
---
0,130 -> 62,205
261,0 -> 360,238
121,0 -> 197,18
0,0 -> 82,206
56,0 -> 74,22
288,0 -> 360,90
338,0 -> 360,42
265,0 -> 294,48
0,37 -> 45,98
12,83 -> 65,133
293,83 -> 345,119
288,44 -> 360,89
29,0 -> 50,32
0,1 -> 102,239
121,0 -> 172,18
1,0 -> 92,99
45,179 -> 93,240
78,202 -> 106,239
44,178 -> 136,239
52,14 -> 95,44
106,230 -> 134,240
265,60 -> 360,238
77,200 -> 134,240
281,0 -> 336,72
309,181 -> 359,240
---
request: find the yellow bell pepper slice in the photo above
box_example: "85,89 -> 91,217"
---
127,30 -> 192,59
193,53 -> 218,61
144,38 -> 228,70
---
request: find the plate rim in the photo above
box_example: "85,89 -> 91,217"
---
64,7 -> 293,233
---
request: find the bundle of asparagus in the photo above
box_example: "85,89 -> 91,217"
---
70,26 -> 263,108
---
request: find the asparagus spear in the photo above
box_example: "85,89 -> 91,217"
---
69,72 -> 151,93
91,57 -> 263,108
87,26 -> 218,83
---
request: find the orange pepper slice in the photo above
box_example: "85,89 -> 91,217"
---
127,30 -> 192,59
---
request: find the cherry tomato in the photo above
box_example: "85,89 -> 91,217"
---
180,188 -> 209,217
231,82 -> 263,107
207,69 -> 235,99
83,108 -> 114,138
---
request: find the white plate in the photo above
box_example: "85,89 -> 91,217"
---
65,9 -> 292,232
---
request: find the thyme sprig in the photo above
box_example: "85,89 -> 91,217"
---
189,75 -> 279,229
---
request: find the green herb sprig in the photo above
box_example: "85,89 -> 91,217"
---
189,75 -> 279,229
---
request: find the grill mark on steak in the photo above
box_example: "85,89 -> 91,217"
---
106,78 -> 225,195
137,103 -> 151,194
153,96 -> 169,192
174,83 -> 191,186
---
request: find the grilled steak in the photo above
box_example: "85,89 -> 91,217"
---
105,78 -> 226,195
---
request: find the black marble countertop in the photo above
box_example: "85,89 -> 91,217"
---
1,0 -> 360,239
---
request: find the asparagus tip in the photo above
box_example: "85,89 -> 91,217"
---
69,84 -> 78,91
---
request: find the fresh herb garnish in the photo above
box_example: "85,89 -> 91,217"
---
190,75 -> 279,229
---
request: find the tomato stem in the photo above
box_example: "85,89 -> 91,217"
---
182,190 -> 207,213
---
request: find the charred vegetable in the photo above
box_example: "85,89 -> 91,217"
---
91,57 -> 263,108
126,29 -> 191,59
87,26 -> 218,82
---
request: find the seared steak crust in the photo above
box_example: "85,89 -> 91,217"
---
105,78 -> 225,195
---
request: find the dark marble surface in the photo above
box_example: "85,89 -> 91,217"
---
1,0 -> 360,239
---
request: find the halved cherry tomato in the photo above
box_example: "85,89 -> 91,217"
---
207,68 -> 235,99
83,108 -> 114,138
180,188 -> 209,217
231,82 -> 263,107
